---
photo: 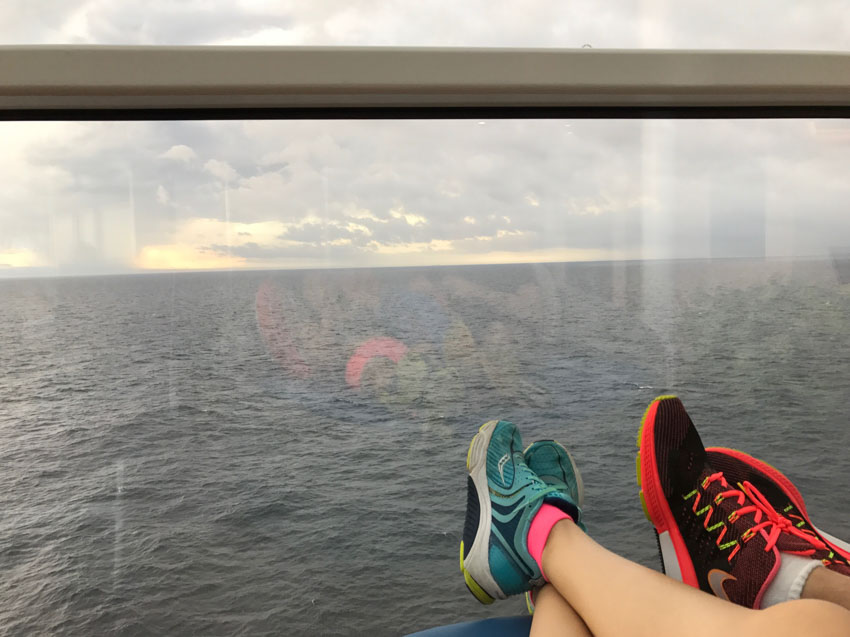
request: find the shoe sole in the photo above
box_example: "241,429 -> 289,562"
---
524,590 -> 535,615
635,396 -> 699,587
459,420 -> 502,604
707,447 -> 850,562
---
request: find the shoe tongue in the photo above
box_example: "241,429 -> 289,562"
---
542,491 -> 580,523
751,502 -> 828,558
775,531 -> 822,555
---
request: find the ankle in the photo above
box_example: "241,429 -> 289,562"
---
802,565 -> 850,611
541,518 -> 576,572
528,505 -> 573,579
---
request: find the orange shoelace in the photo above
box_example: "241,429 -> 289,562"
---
696,472 -> 827,562
737,479 -> 827,554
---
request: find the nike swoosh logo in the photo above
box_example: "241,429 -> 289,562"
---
707,568 -> 737,601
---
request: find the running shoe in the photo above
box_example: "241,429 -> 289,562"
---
524,440 -> 585,517
706,447 -> 850,568
460,420 -> 580,603
636,396 -> 832,608
523,440 -> 586,613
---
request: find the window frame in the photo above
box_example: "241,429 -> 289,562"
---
1,46 -> 849,120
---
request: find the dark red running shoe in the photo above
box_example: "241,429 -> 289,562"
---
706,447 -> 850,569
636,396 -> 836,608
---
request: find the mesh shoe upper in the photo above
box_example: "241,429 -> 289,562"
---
524,440 -> 586,532
524,441 -> 583,505
639,396 -> 830,608
707,448 -> 850,571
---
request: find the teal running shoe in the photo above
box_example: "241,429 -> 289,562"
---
460,420 -> 580,603
524,440 -> 586,532
523,440 -> 587,614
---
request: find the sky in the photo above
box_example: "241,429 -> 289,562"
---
1,1 -> 849,276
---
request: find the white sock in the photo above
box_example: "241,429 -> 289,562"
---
761,553 -> 822,608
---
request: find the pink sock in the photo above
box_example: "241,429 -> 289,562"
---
527,503 -> 572,580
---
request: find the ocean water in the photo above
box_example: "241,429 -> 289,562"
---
1,259 -> 848,636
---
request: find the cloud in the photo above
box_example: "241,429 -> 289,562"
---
216,25 -> 312,46
204,159 -> 239,183
367,239 -> 453,255
390,207 -> 427,227
344,206 -> 388,224
2,0 -> 850,51
135,244 -> 245,270
135,217 -> 289,270
178,218 -> 288,248
156,185 -> 170,205
160,144 -> 197,162
0,248 -> 42,268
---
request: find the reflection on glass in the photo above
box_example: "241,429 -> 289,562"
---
0,120 -> 848,635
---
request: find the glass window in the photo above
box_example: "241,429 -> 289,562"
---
2,117 -> 849,634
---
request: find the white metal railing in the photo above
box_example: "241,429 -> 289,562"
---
0,46 -> 849,116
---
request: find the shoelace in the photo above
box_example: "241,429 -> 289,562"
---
739,480 -> 827,554
515,461 -> 579,518
702,472 -> 827,559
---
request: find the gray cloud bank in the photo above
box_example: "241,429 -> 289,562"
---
2,0 -> 849,50
2,118 -> 849,275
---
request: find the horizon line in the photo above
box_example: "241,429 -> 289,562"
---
0,253 -> 837,282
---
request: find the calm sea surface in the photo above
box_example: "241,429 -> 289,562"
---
1,259 -> 848,636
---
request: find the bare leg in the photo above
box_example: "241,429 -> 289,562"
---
541,520 -> 850,637
758,600 -> 850,637
803,567 -> 850,611
529,585 -> 592,637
